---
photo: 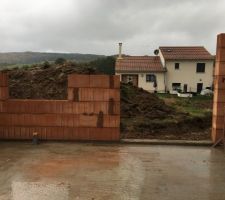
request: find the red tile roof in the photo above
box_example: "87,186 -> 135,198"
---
115,56 -> 165,72
159,46 -> 214,60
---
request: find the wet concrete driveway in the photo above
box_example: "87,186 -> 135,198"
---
0,142 -> 225,200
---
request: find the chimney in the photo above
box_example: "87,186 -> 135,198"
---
118,42 -> 123,59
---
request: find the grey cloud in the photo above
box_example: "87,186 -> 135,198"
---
0,0 -> 225,55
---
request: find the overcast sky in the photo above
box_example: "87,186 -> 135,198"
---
0,0 -> 225,55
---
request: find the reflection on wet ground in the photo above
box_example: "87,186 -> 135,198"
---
0,142 -> 225,200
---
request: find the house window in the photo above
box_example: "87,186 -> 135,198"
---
146,74 -> 156,82
121,74 -> 138,87
196,63 -> 205,73
175,63 -> 180,70
172,83 -> 181,91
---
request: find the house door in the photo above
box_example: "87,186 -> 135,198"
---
197,83 -> 203,93
183,84 -> 187,93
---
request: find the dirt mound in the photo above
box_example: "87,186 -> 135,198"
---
120,83 -> 211,140
5,62 -> 99,99
121,83 -> 175,119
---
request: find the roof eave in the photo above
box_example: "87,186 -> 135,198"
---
164,58 -> 215,61
115,69 -> 167,73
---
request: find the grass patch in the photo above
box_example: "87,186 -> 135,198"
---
156,93 -> 212,117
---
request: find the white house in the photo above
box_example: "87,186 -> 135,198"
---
115,44 -> 215,93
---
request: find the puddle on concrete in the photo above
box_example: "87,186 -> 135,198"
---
0,143 -> 225,200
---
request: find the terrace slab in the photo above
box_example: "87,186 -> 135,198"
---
0,142 -> 225,200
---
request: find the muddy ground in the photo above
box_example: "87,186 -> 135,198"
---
1,63 -> 212,140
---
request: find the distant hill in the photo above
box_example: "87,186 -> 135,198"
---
0,52 -> 105,67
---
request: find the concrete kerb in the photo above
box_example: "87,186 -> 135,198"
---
0,139 -> 213,147
120,139 -> 213,147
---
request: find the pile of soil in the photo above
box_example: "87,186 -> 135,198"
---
121,83 -> 176,119
5,63 -> 99,99
1,63 -> 211,140
120,83 -> 211,140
